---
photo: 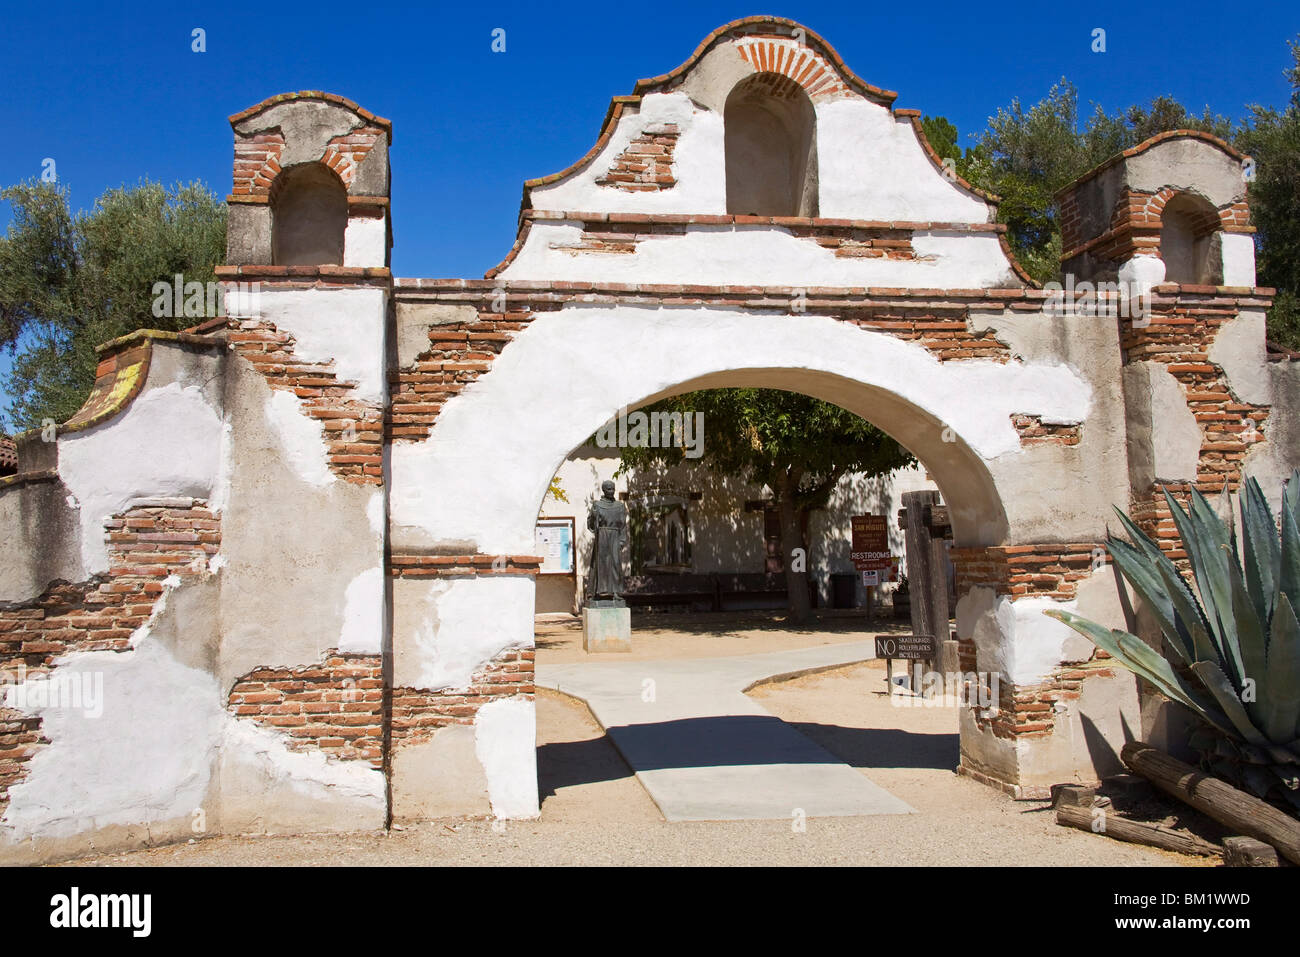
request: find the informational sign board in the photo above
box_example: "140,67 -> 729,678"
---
861,557 -> 901,587
850,514 -> 892,571
535,518 -> 575,575
874,634 -> 937,660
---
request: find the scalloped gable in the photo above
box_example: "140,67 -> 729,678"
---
520,18 -> 997,224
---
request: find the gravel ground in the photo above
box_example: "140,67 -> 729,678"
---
64,613 -> 1201,867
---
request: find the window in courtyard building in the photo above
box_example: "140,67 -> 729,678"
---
724,72 -> 819,217
271,162 -> 348,266
629,492 -> 693,574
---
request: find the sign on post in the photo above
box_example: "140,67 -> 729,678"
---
850,515 -> 891,572
851,514 -> 893,619
874,634 -> 937,660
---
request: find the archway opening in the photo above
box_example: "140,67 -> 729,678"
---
724,73 -> 819,217
1160,191 -> 1221,285
531,379 -> 995,825
270,162 -> 348,266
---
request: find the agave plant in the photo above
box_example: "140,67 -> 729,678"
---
1046,469 -> 1300,812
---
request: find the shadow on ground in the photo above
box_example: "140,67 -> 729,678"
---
537,714 -> 958,800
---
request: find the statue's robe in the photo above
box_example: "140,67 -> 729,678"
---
586,498 -> 628,600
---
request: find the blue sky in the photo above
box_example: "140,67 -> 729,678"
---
0,0 -> 1297,407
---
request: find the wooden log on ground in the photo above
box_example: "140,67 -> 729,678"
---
1121,741 -> 1300,866
1051,784 -> 1096,808
1222,836 -> 1279,867
1055,803 -> 1221,857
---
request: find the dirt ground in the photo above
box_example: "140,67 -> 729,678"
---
536,608 -> 905,663
64,612 -> 1200,867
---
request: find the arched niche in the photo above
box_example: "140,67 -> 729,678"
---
271,163 -> 348,266
724,73 -> 819,217
1160,192 -> 1222,285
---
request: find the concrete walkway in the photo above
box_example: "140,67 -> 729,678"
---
537,641 -> 915,822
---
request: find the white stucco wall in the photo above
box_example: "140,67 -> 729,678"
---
499,223 -> 1017,287
815,100 -> 988,222
257,288 -> 387,405
58,381 -> 227,575
390,305 -> 1090,555
344,217 -> 387,269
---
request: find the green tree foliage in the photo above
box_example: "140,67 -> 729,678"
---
938,84 -> 1232,285
924,36 -> 1299,346
0,179 -> 227,431
616,390 -> 916,621
1237,37 -> 1300,349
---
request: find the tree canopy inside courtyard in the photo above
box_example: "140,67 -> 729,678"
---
0,179 -> 226,431
615,389 -> 916,622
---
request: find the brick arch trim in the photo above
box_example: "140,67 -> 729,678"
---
633,16 -> 898,106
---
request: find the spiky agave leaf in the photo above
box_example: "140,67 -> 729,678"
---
1189,658 -> 1272,747
1278,478 -> 1300,628
1220,518 -> 1271,730
1163,486 -> 1245,687
1044,609 -> 1233,734
1109,507 -> 1213,664
1240,477 -> 1281,628
1259,592 -> 1300,747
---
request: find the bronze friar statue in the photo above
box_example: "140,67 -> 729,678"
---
585,480 -> 628,606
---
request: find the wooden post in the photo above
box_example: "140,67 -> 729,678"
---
1223,837 -> 1279,867
928,536 -> 950,676
901,491 -> 936,659
902,491 -> 952,681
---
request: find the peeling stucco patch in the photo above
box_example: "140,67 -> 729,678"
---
1209,309 -> 1271,406
474,696 -> 538,819
339,567 -> 384,654
0,640 -> 223,841
221,718 -> 385,804
1146,363 -> 1202,481
265,389 -> 335,488
259,288 -> 387,405
59,382 -> 224,574
410,577 -> 533,691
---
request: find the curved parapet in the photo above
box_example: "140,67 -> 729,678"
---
2,330 -> 228,596
496,17 -> 1025,289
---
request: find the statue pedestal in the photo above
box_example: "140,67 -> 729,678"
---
583,606 -> 631,653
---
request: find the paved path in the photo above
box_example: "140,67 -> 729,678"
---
537,641 -> 915,822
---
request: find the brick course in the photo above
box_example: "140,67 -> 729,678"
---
217,317 -> 384,485
596,125 -> 679,191
390,648 -> 534,749
227,652 -> 384,765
